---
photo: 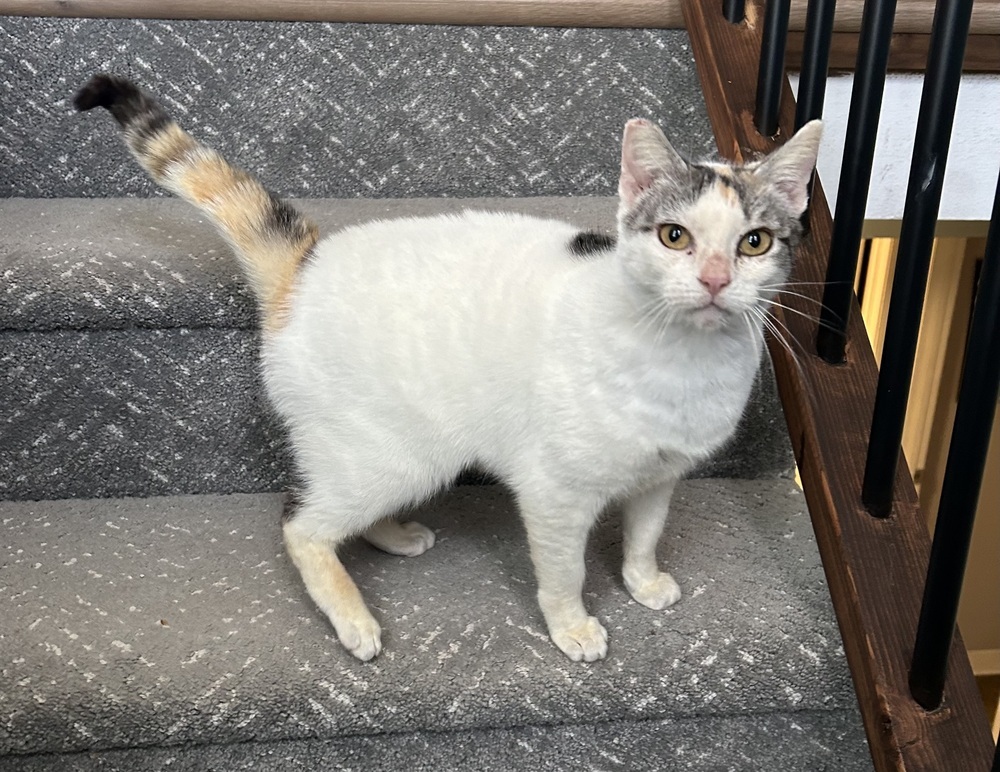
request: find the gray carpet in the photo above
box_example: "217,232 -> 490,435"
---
0,480 -> 866,767
0,20 -> 715,200
0,13 -> 873,771
0,710 -> 871,771
0,198 -> 792,502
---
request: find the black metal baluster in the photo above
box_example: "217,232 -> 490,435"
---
754,0 -> 791,136
723,0 -> 746,24
861,0 -> 975,517
795,0 -> 837,129
908,170 -> 1000,710
815,0 -> 897,363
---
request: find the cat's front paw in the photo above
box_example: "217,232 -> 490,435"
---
625,571 -> 682,610
335,612 -> 383,662
550,616 -> 608,662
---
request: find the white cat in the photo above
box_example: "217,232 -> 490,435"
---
75,74 -> 821,663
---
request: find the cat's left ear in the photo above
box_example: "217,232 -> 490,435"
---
619,119 -> 688,207
754,120 -> 823,215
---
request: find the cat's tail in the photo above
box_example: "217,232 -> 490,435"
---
73,74 -> 319,329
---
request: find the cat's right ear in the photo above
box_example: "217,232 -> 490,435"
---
619,119 -> 687,207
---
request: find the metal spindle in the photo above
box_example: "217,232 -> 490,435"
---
909,170 -> 1000,710
723,0 -> 746,24
795,0 -> 837,129
815,0 -> 897,363
754,0 -> 791,136
861,0 -> 975,517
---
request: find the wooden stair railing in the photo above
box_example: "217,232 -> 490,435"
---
682,2 -> 995,770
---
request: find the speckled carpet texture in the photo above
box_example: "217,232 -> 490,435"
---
0,15 -> 871,771
0,19 -> 715,200
1,482 -> 870,770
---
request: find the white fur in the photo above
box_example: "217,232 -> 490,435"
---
269,207 -> 761,662
268,122 -> 821,662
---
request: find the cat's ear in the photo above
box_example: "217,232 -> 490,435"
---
619,119 -> 688,207
754,120 -> 823,215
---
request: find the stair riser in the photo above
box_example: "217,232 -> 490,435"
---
1,329 -> 289,501
1,327 -> 790,500
0,20 -> 714,200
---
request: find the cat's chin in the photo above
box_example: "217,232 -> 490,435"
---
686,304 -> 731,330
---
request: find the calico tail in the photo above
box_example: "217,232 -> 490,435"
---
73,74 -> 319,330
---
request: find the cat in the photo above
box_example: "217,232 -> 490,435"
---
74,73 -> 821,663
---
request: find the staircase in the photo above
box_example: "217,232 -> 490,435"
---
0,16 -> 872,770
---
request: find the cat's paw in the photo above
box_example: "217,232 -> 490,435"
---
335,613 -> 382,661
625,571 -> 682,610
363,520 -> 436,557
550,616 -> 608,662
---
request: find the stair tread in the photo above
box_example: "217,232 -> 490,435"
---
1,479 -> 861,757
0,196 -> 617,333
0,709 -> 872,771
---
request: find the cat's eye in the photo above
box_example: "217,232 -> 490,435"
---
658,224 -> 692,250
738,229 -> 773,257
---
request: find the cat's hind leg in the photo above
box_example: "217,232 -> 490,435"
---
622,478 -> 682,610
362,519 -> 436,557
282,500 -> 383,661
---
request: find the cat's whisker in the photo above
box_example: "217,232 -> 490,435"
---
742,310 -> 765,349
763,308 -> 801,353
764,290 -> 846,322
759,280 -> 851,289
651,306 -> 677,349
752,307 -> 799,365
635,296 -> 672,337
761,299 -> 845,333
766,289 -> 832,306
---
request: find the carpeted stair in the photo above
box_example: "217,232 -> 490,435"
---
0,17 -> 872,770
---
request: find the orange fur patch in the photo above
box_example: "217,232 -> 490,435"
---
716,175 -> 740,206
136,121 -> 318,334
141,124 -> 197,181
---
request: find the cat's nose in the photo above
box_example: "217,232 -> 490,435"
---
699,272 -> 731,297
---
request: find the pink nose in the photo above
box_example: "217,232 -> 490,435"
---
699,273 -> 731,297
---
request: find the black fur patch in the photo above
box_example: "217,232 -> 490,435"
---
281,488 -> 303,525
74,74 -> 162,130
569,231 -> 616,258
266,192 -> 305,238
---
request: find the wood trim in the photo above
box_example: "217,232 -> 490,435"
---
0,0 -> 680,27
2,0 -> 999,34
969,649 -> 1000,677
787,32 -> 1000,74
901,239 -> 970,496
858,238 -> 899,365
918,244 -> 981,529
683,2 -> 995,770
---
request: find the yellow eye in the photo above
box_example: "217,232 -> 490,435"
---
738,229 -> 773,256
658,224 -> 691,250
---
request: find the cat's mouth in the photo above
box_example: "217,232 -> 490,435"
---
689,300 -> 730,328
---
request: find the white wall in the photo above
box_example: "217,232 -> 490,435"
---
789,73 -> 1000,222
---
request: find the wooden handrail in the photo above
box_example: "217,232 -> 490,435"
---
785,32 -> 1000,73
683,1 -> 996,770
1,0 -> 999,34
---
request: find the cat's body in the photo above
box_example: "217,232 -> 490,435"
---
74,74 -> 821,663
270,209 -> 758,504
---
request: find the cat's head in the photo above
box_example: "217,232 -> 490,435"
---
614,119 -> 822,332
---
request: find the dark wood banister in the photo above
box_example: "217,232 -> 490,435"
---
682,2 -> 995,770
